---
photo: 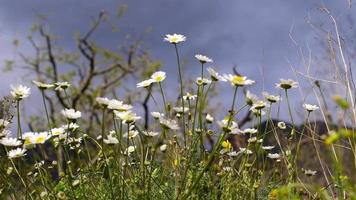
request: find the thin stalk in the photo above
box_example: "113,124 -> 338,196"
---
16,100 -> 22,139
158,82 -> 168,114
174,43 -> 186,147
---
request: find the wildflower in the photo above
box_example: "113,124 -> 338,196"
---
217,119 -> 239,134
126,146 -> 136,155
303,104 -> 319,112
239,128 -> 258,135
143,131 -> 160,137
173,106 -> 189,114
183,92 -> 197,101
245,91 -> 258,106
115,111 -> 141,124
164,33 -> 186,44
263,92 -> 281,103
61,108 -> 81,120
54,82 -> 70,91
250,100 -> 268,110
8,148 -> 27,159
221,140 -> 232,150
151,71 -> 166,82
51,127 -> 65,136
239,148 -> 253,155
32,80 -> 54,90
196,77 -> 212,86
107,100 -> 132,111
151,112 -> 164,119
62,123 -> 80,131
206,114 -> 214,123
96,97 -> 110,107
267,153 -> 281,159
0,119 -> 10,129
137,79 -> 154,88
304,169 -> 317,176
160,144 -> 167,152
207,67 -> 226,81
25,132 -> 51,145
10,85 -> 31,100
227,151 -> 239,157
195,54 -> 213,64
275,79 -> 298,90
159,117 -> 180,130
250,107 -> 265,117
0,137 -> 22,146
248,137 -> 257,143
262,146 -> 275,150
223,74 -> 255,87
277,121 -> 286,129
123,130 -> 139,139
104,132 -> 119,145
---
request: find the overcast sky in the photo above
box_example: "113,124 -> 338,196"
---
0,0 -> 355,123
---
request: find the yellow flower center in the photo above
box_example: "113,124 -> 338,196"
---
231,76 -> 245,85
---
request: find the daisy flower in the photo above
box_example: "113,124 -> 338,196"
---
262,92 -> 281,103
151,71 -> 166,82
183,92 -> 197,101
250,100 -> 268,110
303,104 -> 319,112
267,153 -> 281,159
151,112 -> 164,119
107,100 -> 132,111
51,127 -> 65,136
137,79 -> 154,88
26,132 -> 51,145
196,77 -> 212,86
206,114 -> 214,123
10,85 -> 31,100
223,74 -> 255,87
207,67 -> 226,82
54,82 -> 71,91
262,146 -> 275,150
0,137 -> 22,146
115,111 -> 141,124
32,80 -> 54,90
96,97 -> 110,107
159,117 -> 180,130
61,108 -> 82,120
195,54 -> 213,64
238,128 -> 258,135
123,130 -> 139,139
275,79 -> 298,90
8,148 -> 27,159
104,132 -> 119,145
164,33 -> 186,44
245,91 -> 258,106
142,131 -> 160,137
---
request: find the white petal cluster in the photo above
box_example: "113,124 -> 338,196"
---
164,33 -> 186,44
10,85 -> 31,100
223,74 -> 255,87
195,54 -> 213,63
8,148 -> 27,159
61,109 -> 82,120
275,79 -> 298,90
303,104 -> 319,112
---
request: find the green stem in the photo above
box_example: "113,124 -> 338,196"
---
174,43 -> 186,148
16,100 -> 22,139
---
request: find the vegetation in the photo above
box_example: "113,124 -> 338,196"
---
0,7 -> 356,200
